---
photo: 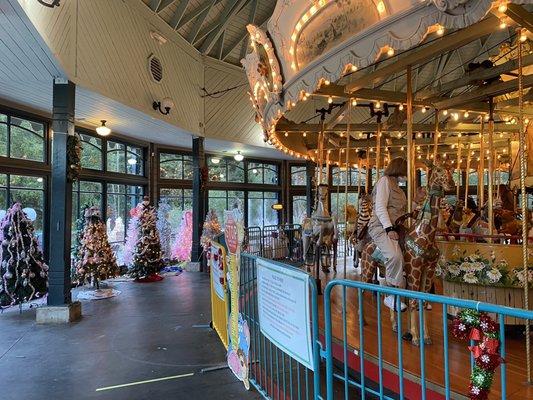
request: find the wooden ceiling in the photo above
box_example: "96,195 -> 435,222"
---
141,0 -> 275,65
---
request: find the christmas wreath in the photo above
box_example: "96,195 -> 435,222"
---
451,309 -> 504,400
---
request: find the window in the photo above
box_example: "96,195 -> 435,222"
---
420,169 -> 428,187
468,171 -> 478,185
247,162 -> 278,185
453,170 -> 463,186
106,184 -> 144,264
0,113 -> 46,162
107,140 -> 144,175
159,152 -> 193,180
159,188 -> 193,236
290,165 -> 307,186
80,133 -> 103,170
332,166 -> 366,187
208,190 -> 244,226
330,192 -> 358,222
247,191 -> 279,227
291,195 -> 307,224
0,174 -> 46,247
208,157 -> 244,183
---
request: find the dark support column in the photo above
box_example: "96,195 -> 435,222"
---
416,169 -> 422,187
191,137 -> 207,270
305,161 -> 315,217
147,143 -> 157,204
48,79 -> 75,306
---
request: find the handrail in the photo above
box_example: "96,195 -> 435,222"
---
324,279 -> 533,319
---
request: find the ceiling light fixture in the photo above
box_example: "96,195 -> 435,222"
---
211,157 -> 220,164
96,120 -> 111,136
234,151 -> 244,162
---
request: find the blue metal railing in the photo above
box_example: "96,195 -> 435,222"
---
240,254 -> 323,400
238,254 -> 533,400
323,280 -> 533,400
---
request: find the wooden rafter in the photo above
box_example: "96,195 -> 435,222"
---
187,0 -> 218,44
505,4 -> 533,32
176,0 -> 222,31
317,85 -> 430,106
199,0 -> 249,54
170,0 -> 192,29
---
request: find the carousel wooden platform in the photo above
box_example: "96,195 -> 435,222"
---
314,262 -> 533,400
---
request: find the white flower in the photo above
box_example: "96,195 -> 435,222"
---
463,272 -> 478,284
471,262 -> 485,272
471,386 -> 480,395
487,268 -> 502,283
480,354 -> 490,364
460,262 -> 473,273
459,323 -> 466,331
448,263 -> 461,277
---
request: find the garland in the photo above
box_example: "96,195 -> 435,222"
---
67,133 -> 82,182
451,309 -> 504,400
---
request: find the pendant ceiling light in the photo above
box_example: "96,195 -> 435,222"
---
96,120 -> 111,136
234,151 -> 244,162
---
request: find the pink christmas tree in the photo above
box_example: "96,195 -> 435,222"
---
172,210 -> 192,262
123,205 -> 141,267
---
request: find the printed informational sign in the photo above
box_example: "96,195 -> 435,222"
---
257,258 -> 314,371
224,210 -> 250,390
209,242 -> 226,300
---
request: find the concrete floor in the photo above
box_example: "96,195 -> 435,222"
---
0,273 -> 261,400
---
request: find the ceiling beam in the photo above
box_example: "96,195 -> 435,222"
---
318,84 -> 430,106
239,0 -> 258,61
324,103 -> 348,130
176,0 -> 222,30
344,16 -> 499,93
149,0 -> 162,12
155,0 -> 177,13
418,53 -> 533,100
434,74 -> 533,110
505,4 -> 533,32
187,0 -> 218,44
199,0 -> 249,54
170,0 -> 192,29
221,2 -> 265,61
276,121 -> 519,133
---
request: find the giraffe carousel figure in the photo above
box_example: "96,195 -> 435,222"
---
302,184 -> 338,274
360,160 -> 455,346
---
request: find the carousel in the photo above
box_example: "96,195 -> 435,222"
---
242,0 -> 533,398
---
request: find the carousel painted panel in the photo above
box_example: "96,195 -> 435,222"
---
436,240 -> 533,325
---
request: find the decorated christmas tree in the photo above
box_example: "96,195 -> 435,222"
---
123,205 -> 141,267
201,209 -> 222,251
157,197 -> 173,261
71,205 -> 89,284
75,206 -> 118,288
129,197 -> 164,279
172,210 -> 193,262
0,203 -> 48,307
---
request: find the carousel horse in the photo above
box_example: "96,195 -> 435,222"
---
344,204 -> 358,242
302,184 -> 338,273
351,194 -> 373,267
360,161 -> 455,346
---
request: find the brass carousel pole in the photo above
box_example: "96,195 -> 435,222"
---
487,99 -> 495,236
464,143 -> 472,209
517,30 -> 531,383
479,121 -> 485,210
344,103 -> 352,279
433,110 -> 439,161
406,66 -> 414,215
456,136 -> 462,201
376,123 -> 382,180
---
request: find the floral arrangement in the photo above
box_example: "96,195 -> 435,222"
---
436,247 -> 533,288
451,309 -> 504,400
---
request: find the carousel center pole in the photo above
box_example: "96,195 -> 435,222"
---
518,30 -> 531,384
487,99 -> 495,236
464,143 -> 472,210
479,121 -> 485,212
456,136 -> 462,201
406,65 -> 414,215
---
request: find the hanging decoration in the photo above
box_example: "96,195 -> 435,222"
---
67,133 -> 82,182
156,197 -> 173,261
75,206 -> 119,288
129,197 -> 164,281
0,203 -> 48,307
451,309 -> 504,400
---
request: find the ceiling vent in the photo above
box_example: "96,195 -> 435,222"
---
148,55 -> 163,83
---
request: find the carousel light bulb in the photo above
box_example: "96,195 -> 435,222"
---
327,150 -> 331,154
421,106 -> 427,113
477,157 -> 481,161
453,113 -> 459,121
499,18 -> 507,29
498,154 -> 502,159
375,101 -> 381,109
511,117 -> 517,124
503,148 -> 507,153
417,132 -> 422,138
486,149 -> 490,155
359,132 -> 363,138
443,152 -> 447,158
398,132 -> 402,138
484,114 -> 489,121
417,154 -> 422,159
324,79 -> 330,85
387,47 -> 395,56
436,25 -> 444,36
399,104 -> 404,111
351,64 -> 357,72
284,132 -> 288,137
498,2 -> 507,12
458,132 -> 462,137
499,132 -> 504,138
464,111 -> 470,118
400,146 -> 405,151
452,144 -> 456,149
328,96 -> 333,104
520,30 -> 528,43
303,132 -> 307,137
442,109 -> 448,116
351,98 -> 357,106
471,150 -> 475,156
341,148 -> 345,153
525,118 -> 530,124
